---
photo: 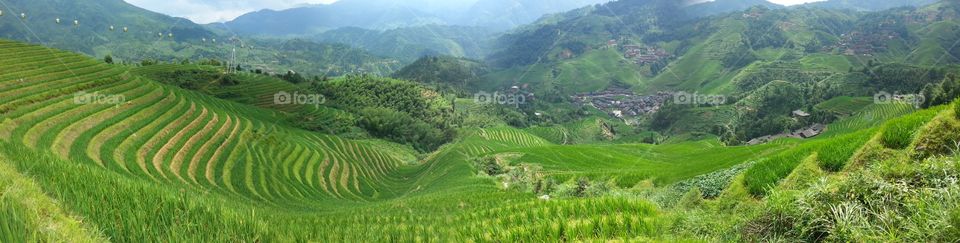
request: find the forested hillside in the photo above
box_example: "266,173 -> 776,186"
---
0,0 -> 401,76
473,0 -> 960,144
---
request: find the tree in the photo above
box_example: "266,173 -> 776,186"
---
279,70 -> 307,84
357,107 -> 448,152
575,177 -> 590,197
103,55 -> 113,64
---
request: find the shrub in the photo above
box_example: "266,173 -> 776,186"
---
672,162 -> 755,199
474,156 -> 504,176
954,99 -> 960,120
677,188 -> 704,209
912,115 -> 960,160
756,156 -> 960,241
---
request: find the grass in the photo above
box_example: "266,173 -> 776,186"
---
506,140 -> 785,187
0,152 -> 104,242
820,103 -> 916,137
881,108 -> 943,149
743,147 -> 815,196
817,129 -> 874,172
814,96 -> 873,116
744,105 -> 947,196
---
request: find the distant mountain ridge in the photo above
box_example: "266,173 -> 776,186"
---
221,0 -> 611,36
0,0 -> 402,76
314,25 -> 498,62
685,0 -> 783,17
0,0 -> 214,54
804,0 -> 939,11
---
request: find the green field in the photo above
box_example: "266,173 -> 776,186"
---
504,140 -> 786,186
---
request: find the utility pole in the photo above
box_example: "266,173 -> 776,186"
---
231,47 -> 237,73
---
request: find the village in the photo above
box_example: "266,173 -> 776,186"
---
746,110 -> 826,145
572,89 -> 672,119
604,39 -> 672,66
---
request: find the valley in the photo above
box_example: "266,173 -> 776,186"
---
1,0 -> 960,241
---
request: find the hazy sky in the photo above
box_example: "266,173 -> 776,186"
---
126,0 -> 827,24
125,0 -> 338,23
767,0 -> 826,5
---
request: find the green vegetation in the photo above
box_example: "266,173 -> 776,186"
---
506,140 -> 784,186
743,147 -> 814,196
817,130 -> 873,171
821,103 -> 916,137
3,0 -> 960,241
955,98 -> 960,119
814,96 -> 873,116
0,153 -> 104,242
315,26 -> 496,62
0,0 -> 400,77
881,108 -> 942,149
311,75 -> 456,151
392,55 -> 488,92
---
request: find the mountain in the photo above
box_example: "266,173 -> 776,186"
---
805,0 -> 939,11
314,25 -> 497,62
0,0 -> 214,54
392,55 -> 490,90
0,0 -> 400,76
457,0 -> 611,30
478,0 -> 960,143
221,0 -> 611,36
221,0 -> 446,36
685,0 -> 783,17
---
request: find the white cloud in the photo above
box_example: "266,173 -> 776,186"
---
124,0 -> 339,24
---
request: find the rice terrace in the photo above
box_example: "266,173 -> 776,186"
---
2,0 -> 960,241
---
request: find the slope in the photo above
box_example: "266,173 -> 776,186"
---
0,39 -> 414,205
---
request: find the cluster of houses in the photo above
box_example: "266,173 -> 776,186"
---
746,110 -> 824,145
572,89 -> 671,118
622,45 -> 671,65
835,30 -> 896,56
604,40 -> 671,65
747,123 -> 826,145
904,10 -> 957,25
835,18 -> 906,56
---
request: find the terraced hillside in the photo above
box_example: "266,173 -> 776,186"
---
0,39 -> 414,205
131,64 -> 307,112
503,140 -> 786,186
0,34 -> 958,241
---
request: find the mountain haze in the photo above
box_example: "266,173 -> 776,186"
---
221,0 -> 611,36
